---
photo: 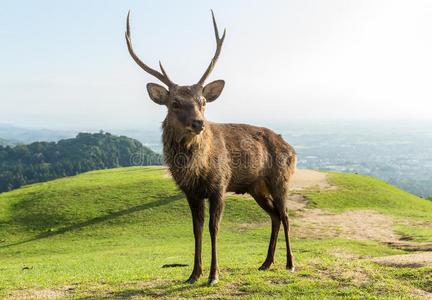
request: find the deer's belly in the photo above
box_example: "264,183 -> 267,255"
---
227,168 -> 265,194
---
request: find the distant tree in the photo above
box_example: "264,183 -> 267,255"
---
0,132 -> 162,193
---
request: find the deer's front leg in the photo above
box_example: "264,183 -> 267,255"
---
186,196 -> 205,284
208,191 -> 225,285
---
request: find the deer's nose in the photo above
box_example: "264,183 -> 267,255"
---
191,119 -> 204,132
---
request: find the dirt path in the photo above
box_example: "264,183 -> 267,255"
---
288,169 -> 399,243
293,209 -> 401,243
372,252 -> 432,267
287,169 -> 432,268
289,169 -> 334,191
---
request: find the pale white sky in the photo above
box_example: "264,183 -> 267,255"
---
1,0 -> 431,130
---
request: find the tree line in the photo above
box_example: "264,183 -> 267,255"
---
0,132 -> 162,193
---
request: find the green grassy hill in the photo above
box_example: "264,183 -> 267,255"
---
0,167 -> 431,299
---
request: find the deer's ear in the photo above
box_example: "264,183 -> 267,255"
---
147,83 -> 169,105
203,80 -> 225,102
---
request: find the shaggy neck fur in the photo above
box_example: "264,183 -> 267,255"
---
162,119 -> 213,190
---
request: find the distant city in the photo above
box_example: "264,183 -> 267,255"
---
1,121 -> 431,198
277,122 -> 432,198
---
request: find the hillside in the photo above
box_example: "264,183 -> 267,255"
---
0,167 -> 431,299
0,132 -> 162,193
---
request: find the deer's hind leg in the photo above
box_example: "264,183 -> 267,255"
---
250,180 -> 281,271
270,176 -> 295,272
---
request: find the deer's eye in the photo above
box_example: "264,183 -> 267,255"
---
172,101 -> 181,109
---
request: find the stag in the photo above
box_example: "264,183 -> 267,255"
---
125,10 -> 296,285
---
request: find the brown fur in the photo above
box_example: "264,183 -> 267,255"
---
162,111 -> 297,284
125,11 -> 297,285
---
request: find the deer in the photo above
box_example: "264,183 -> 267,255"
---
125,10 -> 297,285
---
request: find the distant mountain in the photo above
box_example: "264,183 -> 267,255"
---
109,129 -> 163,153
0,124 -> 163,153
0,132 -> 162,193
0,124 -> 76,144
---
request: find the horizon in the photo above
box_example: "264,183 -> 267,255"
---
2,117 -> 432,199
3,118 -> 432,133
1,0 -> 432,129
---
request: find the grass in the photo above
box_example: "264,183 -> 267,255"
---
305,172 -> 432,219
395,225 -> 432,242
0,167 -> 431,299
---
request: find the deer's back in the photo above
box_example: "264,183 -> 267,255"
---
209,122 -> 296,194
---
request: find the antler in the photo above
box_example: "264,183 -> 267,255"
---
197,10 -> 226,86
125,11 -> 174,88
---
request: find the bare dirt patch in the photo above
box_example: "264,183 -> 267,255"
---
6,287 -> 73,300
372,252 -> 432,267
330,266 -> 371,288
115,278 -> 174,292
411,288 -> 432,300
294,209 -> 399,243
287,194 -> 308,211
291,193 -> 432,266
290,169 -> 335,191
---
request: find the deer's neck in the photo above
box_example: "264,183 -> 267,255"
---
162,119 -> 213,173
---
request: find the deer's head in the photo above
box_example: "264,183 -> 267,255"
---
125,10 -> 226,136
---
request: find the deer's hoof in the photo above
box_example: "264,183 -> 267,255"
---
207,277 -> 219,285
286,265 -> 295,272
258,261 -> 273,271
185,276 -> 199,284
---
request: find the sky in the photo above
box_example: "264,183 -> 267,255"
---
1,0 -> 431,130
